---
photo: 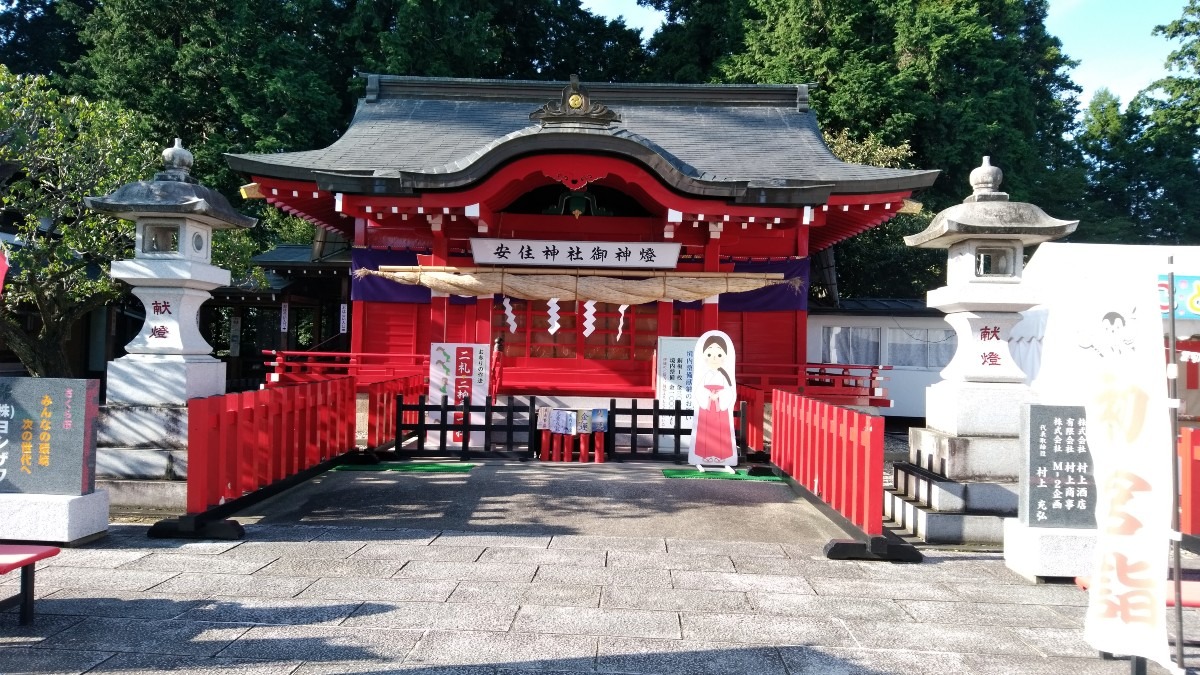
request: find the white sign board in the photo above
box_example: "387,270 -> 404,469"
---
472,238 -> 681,268
656,337 -> 696,430
279,302 -> 289,332
339,304 -> 348,334
428,343 -> 490,448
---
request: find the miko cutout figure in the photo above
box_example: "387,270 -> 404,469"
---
689,330 -> 738,472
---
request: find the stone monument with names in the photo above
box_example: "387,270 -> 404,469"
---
1004,403 -> 1098,580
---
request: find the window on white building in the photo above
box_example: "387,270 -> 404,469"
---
886,328 -> 956,368
820,326 -> 881,365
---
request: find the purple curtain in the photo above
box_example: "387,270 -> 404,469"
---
351,249 -> 475,304
676,258 -> 809,311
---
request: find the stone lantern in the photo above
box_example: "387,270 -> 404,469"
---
86,140 -> 256,405
889,157 -> 1077,544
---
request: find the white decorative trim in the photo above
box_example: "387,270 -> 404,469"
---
503,297 -> 517,334
547,298 -> 561,335
616,304 -> 629,341
582,300 -> 597,337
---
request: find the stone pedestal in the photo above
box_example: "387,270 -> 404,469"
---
0,491 -> 110,545
106,355 -> 226,405
1003,518 -> 1096,582
925,381 -> 1030,438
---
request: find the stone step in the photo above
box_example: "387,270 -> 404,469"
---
891,462 -> 1018,514
908,427 -> 1019,482
97,447 -> 188,480
885,490 -> 1007,545
98,479 -> 186,510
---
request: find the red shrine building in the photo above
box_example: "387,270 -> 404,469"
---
227,75 -> 937,398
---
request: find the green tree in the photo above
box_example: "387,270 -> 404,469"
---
723,0 -> 1082,213
0,0 -> 92,76
1072,2 -> 1200,245
352,0 -> 647,81
1154,0 -> 1200,130
69,0 -> 343,196
821,129 -> 943,299
639,0 -> 751,82
0,66 -> 158,376
1073,89 -> 1142,243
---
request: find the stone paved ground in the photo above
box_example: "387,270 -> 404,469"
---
2,460 -> 1198,674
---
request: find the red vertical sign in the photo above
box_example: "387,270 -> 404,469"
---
452,347 -> 474,442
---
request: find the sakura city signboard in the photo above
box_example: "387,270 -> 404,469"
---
0,378 -> 99,496
471,238 -> 681,269
428,343 -> 489,448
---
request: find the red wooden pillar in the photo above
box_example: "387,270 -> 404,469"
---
701,296 -> 719,333
476,295 -> 494,344
657,301 -> 673,338
430,294 -> 449,344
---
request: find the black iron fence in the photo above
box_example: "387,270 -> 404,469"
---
394,395 -> 759,461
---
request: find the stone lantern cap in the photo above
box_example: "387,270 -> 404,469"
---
903,157 -> 1076,249
84,139 -> 257,230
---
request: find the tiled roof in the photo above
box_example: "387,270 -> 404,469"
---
227,75 -> 937,201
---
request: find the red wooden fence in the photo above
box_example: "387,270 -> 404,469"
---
735,384 -> 766,452
186,377 -> 356,515
770,389 -> 884,538
264,350 -> 428,386
1182,427 -> 1200,537
364,374 -> 426,448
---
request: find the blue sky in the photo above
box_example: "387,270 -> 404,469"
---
582,0 -> 1190,108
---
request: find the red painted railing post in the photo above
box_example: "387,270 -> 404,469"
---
186,396 -> 214,515
861,413 -> 884,537
1181,428 -> 1200,536
221,394 -> 239,503
238,391 -> 257,495
365,380 -> 377,448
344,378 -> 356,451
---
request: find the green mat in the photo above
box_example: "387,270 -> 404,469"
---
334,462 -> 477,473
661,468 -> 783,482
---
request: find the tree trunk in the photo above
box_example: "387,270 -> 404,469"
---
0,314 -> 77,378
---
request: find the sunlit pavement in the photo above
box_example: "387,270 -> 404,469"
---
2,460 -> 1194,674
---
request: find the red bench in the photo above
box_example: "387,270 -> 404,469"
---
1,545 -> 61,625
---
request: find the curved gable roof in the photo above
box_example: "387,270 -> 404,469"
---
227,75 -> 938,205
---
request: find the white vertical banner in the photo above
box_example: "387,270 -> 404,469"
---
279,302 -> 289,332
656,337 -> 696,434
1037,270 -> 1177,671
427,343 -> 490,448
339,304 -> 348,334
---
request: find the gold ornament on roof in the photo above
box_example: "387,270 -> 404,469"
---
530,74 -> 621,126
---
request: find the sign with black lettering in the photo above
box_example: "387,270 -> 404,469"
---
1022,404 -> 1095,529
0,378 -> 98,496
471,238 -> 681,269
